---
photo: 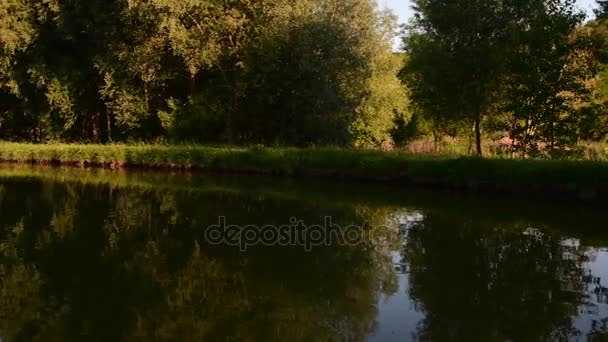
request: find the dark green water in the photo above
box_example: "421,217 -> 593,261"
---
0,165 -> 607,341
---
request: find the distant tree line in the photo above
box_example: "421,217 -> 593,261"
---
0,0 -> 406,147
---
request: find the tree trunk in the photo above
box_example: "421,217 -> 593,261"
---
549,96 -> 558,156
550,125 -> 554,154
189,72 -> 196,97
221,62 -> 238,145
144,82 -> 149,113
92,112 -> 100,143
523,118 -> 530,158
467,122 -> 474,155
474,115 -> 482,157
227,74 -> 238,145
106,111 -> 112,143
36,113 -> 41,143
510,117 -> 517,159
550,120 -> 555,155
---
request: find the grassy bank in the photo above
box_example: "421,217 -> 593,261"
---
402,137 -> 608,160
1,142 -> 608,201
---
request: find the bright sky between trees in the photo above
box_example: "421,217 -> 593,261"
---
380,0 -> 598,24
380,0 -> 600,49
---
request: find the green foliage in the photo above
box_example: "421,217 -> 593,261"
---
0,0 -> 405,147
580,16 -> 608,142
230,0 -> 407,146
100,72 -> 148,134
6,0 -> 608,156
391,111 -> 427,147
503,0 -> 593,158
352,50 -> 408,148
2,142 -> 608,200
402,0 -> 602,159
0,0 -> 35,91
403,0 -> 512,156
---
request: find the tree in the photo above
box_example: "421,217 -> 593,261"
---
0,0 -> 36,140
503,0 -> 595,157
0,0 -> 35,88
577,9 -> 608,143
236,0 -> 406,146
351,9 -> 409,148
403,0 -> 511,156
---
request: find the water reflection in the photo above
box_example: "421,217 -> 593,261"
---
0,165 -> 606,341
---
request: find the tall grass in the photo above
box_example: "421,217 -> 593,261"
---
1,142 -> 607,200
402,137 -> 608,160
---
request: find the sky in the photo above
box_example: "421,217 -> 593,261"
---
380,0 -> 599,24
380,0 -> 600,49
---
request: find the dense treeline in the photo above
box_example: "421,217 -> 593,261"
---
0,0 -> 406,147
5,0 -> 608,157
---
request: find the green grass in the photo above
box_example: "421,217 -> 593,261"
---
403,137 -> 608,161
1,142 -> 608,200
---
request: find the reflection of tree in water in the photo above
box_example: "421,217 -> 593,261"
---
0,178 -> 398,341
579,251 -> 608,341
589,317 -> 608,340
403,212 -> 590,341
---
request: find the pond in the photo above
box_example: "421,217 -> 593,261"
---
0,165 -> 606,341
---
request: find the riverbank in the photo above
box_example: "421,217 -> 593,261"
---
0,142 -> 607,201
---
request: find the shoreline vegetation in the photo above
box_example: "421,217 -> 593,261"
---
1,142 -> 608,202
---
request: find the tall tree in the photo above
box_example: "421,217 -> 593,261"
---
234,0 -> 406,146
503,0 -> 595,157
403,0 -> 511,156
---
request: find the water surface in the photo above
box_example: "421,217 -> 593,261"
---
0,165 -> 606,341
